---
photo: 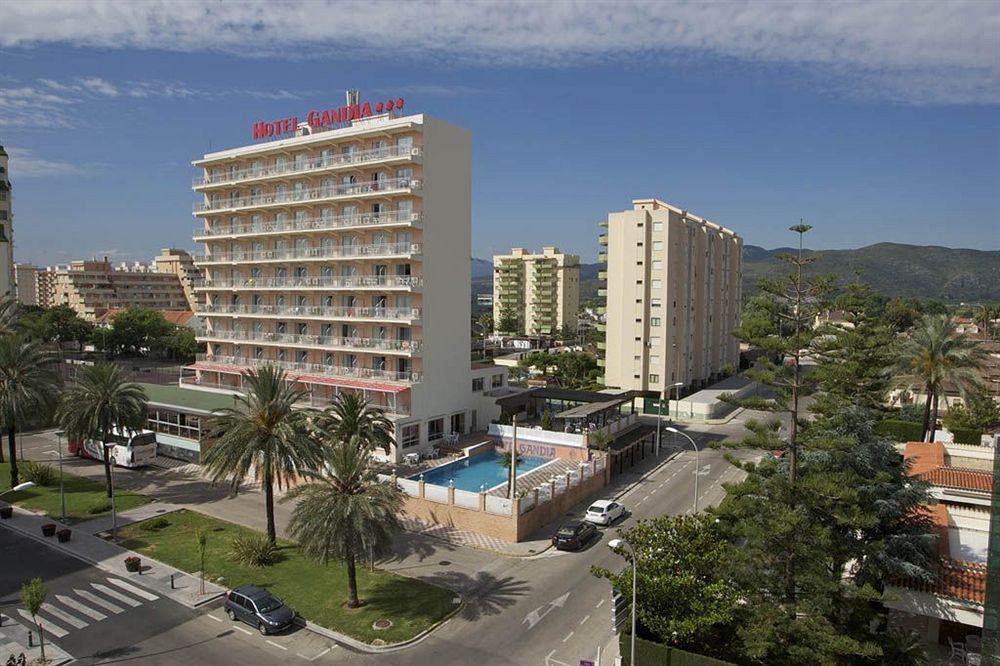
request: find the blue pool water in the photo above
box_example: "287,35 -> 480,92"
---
413,450 -> 551,492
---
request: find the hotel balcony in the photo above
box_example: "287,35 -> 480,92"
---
598,251 -> 607,263
192,275 -> 422,291
193,145 -> 423,190
198,329 -> 421,355
193,353 -> 420,385
193,242 -> 421,265
598,288 -> 607,297
193,210 -> 422,240
195,303 -> 421,323
194,177 -> 421,215
598,234 -> 608,246
598,270 -> 607,280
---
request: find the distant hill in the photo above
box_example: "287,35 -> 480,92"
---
471,243 -> 1000,304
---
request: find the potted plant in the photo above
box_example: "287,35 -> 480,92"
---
0,506 -> 12,519
124,556 -> 141,573
57,528 -> 72,543
41,523 -> 56,537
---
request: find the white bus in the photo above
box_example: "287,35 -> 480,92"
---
68,427 -> 158,469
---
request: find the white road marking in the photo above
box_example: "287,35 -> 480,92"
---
580,614 -> 591,625
649,487 -> 657,494
545,650 -> 557,662
207,614 -> 222,622
562,631 -> 574,643
595,599 -> 605,609
56,594 -> 106,621
40,602 -> 88,629
234,625 -> 253,635
107,577 -> 159,601
266,640 -> 288,650
74,589 -> 123,614
18,609 -> 67,638
91,583 -> 142,607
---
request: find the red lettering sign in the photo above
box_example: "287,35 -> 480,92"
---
250,96 -> 405,140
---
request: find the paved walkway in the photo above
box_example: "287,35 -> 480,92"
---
73,501 -> 184,535
0,502 -> 226,609
0,612 -> 72,666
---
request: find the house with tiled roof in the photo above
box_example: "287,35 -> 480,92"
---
904,441 -> 994,508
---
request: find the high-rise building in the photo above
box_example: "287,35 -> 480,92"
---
188,97 -> 499,459
47,258 -> 190,320
0,146 -> 14,299
36,268 -> 56,308
14,263 -> 39,306
153,248 -> 199,310
493,247 -> 580,336
599,198 -> 741,394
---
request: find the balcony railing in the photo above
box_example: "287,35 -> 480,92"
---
195,354 -> 420,384
193,145 -> 422,188
195,303 -> 421,321
199,329 -> 422,353
195,177 -> 421,214
194,242 -> 421,264
193,210 -> 422,239
178,376 -> 411,415
193,275 -> 422,291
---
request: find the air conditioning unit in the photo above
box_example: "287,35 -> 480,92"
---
361,215 -> 371,224
410,212 -> 422,222
263,251 -> 275,259
410,179 -> 422,189
410,147 -> 422,157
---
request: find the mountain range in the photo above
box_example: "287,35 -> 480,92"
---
471,242 -> 1000,304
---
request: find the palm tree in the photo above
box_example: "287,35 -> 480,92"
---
201,366 -> 321,543
313,392 -> 393,455
285,423 -> 403,608
889,315 -> 987,441
0,335 -> 58,485
0,297 -> 19,336
57,363 -> 147,497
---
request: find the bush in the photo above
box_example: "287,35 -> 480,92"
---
897,404 -> 925,423
140,516 -> 170,531
88,501 -> 112,515
951,427 -> 983,446
229,533 -> 280,567
20,460 -> 56,487
875,419 -> 924,442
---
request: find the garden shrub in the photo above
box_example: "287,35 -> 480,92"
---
229,533 -> 280,567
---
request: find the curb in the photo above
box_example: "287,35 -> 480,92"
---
299,600 -> 463,654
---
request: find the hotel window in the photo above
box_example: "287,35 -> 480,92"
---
275,184 -> 287,199
396,168 -> 413,185
396,136 -> 413,153
472,377 -> 484,392
341,143 -> 356,158
323,352 -> 334,366
321,207 -> 333,222
321,149 -> 333,166
372,139 -> 387,156
296,350 -> 307,364
396,263 -> 411,277
228,164 -> 239,180
296,322 -> 307,336
397,199 -> 413,216
321,323 -> 332,338
321,178 -> 334,197
428,418 -> 444,442
397,327 -> 411,341
251,214 -> 263,231
250,160 -> 261,176
653,241 -> 663,252
345,354 -> 357,368
295,295 -> 307,307
255,346 -> 264,360
649,374 -> 660,384
401,424 -> 420,449
276,294 -> 285,307
293,181 -> 306,198
294,153 -> 307,171
651,298 -> 662,308
373,356 -> 387,371
276,349 -> 286,362
398,358 -> 411,374
651,317 -> 662,327
275,155 -> 287,172
492,374 -> 504,388
652,279 -> 662,290
451,413 -> 465,435
341,174 -> 356,187
276,321 -> 287,335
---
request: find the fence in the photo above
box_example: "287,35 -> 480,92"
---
453,488 -> 480,510
485,495 -> 513,516
619,634 -> 734,666
424,483 -> 450,504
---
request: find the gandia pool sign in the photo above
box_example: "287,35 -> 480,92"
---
251,97 -> 405,140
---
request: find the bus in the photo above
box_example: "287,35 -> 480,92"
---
68,427 -> 158,469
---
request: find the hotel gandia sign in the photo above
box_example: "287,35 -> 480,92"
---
251,96 -> 405,140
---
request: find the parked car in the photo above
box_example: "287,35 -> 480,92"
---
224,584 -> 296,635
552,520 -> 598,551
584,499 -> 627,526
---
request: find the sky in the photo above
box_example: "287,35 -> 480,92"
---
1,1 -> 998,267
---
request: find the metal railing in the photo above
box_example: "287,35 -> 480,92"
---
177,376 -> 410,414
193,210 -> 422,238
194,303 -> 421,321
194,242 -> 421,264
195,177 -> 421,213
193,275 -> 422,290
199,329 -> 421,353
194,145 -> 422,187
195,353 -> 420,384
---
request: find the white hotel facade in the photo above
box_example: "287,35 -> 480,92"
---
188,106 -> 504,460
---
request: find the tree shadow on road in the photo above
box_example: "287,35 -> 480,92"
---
422,570 -> 531,622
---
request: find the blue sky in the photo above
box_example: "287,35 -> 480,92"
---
2,1 -> 998,267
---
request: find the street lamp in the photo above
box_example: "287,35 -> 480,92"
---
665,427 -> 699,513
1,481 -> 35,497
56,431 -> 66,521
104,444 -> 118,541
608,538 -> 636,666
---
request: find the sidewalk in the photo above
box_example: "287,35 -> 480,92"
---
0,501 -> 226,609
73,501 -> 184,536
0,612 -> 72,666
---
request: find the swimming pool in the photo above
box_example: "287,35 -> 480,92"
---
412,449 -> 551,492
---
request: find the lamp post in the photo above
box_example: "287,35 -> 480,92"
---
655,382 -> 684,458
608,538 -> 636,666
1,481 -> 35,498
104,444 -> 118,541
666,427 -> 699,513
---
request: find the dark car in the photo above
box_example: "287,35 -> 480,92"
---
224,584 -> 296,635
552,520 -> 598,551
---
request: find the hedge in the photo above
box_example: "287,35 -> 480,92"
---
875,419 -> 924,443
619,633 -> 734,666
951,427 -> 984,446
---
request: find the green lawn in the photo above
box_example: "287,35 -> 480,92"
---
0,461 -> 148,523
118,509 -> 457,644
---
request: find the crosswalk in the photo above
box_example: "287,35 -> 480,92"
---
11,576 -> 159,640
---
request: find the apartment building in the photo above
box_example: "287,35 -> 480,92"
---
153,247 -> 199,310
188,101 -> 501,460
0,146 -> 14,299
492,247 -> 580,336
599,198 -> 742,394
14,263 -> 39,306
36,268 -> 56,308
47,259 -> 190,320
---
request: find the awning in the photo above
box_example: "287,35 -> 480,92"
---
191,363 -> 410,394
556,397 -> 631,419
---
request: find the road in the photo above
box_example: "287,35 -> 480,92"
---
10,422 -> 750,665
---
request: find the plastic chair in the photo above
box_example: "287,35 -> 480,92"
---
948,637 -> 967,664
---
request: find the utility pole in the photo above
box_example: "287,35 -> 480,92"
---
509,414 -> 518,500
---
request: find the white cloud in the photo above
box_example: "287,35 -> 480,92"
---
4,147 -> 95,177
2,1 -> 998,105
78,76 -> 119,97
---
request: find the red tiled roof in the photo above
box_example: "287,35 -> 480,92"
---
917,467 -> 994,493
892,558 -> 987,605
903,442 -> 945,476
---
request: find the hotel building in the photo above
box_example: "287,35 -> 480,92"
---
188,104 -> 502,460
0,146 -> 13,299
493,247 -> 580,336
599,198 -> 742,394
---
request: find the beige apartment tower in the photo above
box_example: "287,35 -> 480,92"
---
189,108 -> 492,460
599,198 -> 741,393
493,247 -> 580,336
46,259 -> 190,320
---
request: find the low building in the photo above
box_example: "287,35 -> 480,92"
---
137,382 -> 235,463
